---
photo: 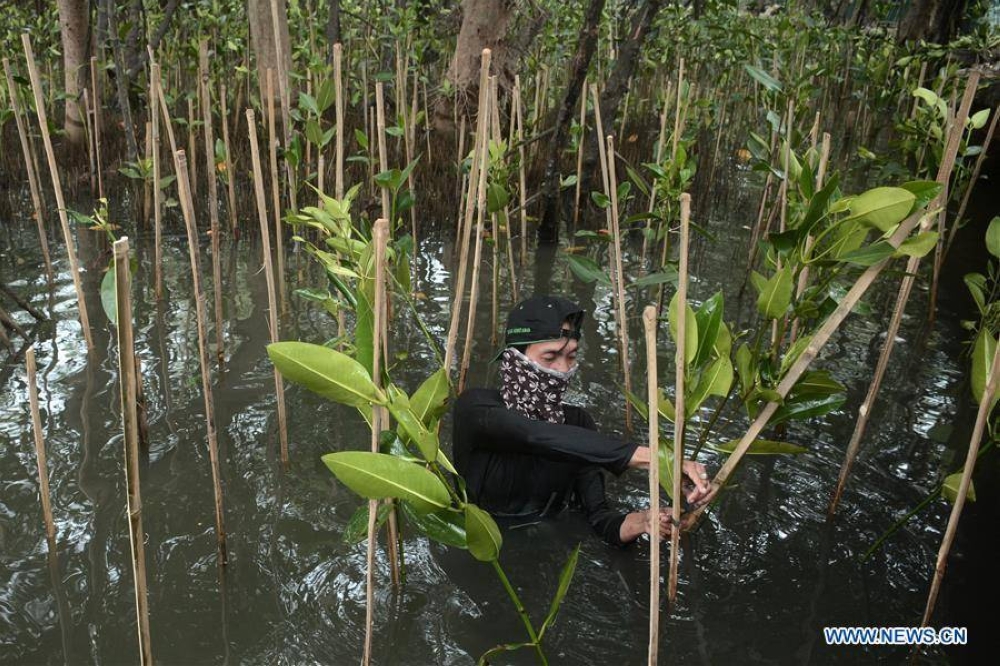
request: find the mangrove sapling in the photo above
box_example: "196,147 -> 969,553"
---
21,35 -> 93,351
247,109 -> 290,464
267,338 -> 581,665
828,72 -> 979,516
2,58 -> 51,284
112,237 -> 153,666
174,150 -> 228,565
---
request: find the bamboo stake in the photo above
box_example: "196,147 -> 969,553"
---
174,151 -> 228,564
91,56 -> 104,199
141,118 -> 152,224
266,69 -> 287,315
363,218 -> 391,665
828,73 -> 979,515
375,81 -> 391,221
640,304 -> 662,666
443,49 -> 491,379
406,67 -> 419,245
151,63 -> 164,299
200,42 -> 225,366
571,76 -> 586,231
422,77 -> 432,161
668,194 -> 690,602
21,35 -> 93,351
456,113 -> 467,201
458,72 -> 493,393
247,110 -> 290,464
219,83 -> 238,235
606,135 -> 634,432
187,97 -> 198,196
84,90 -> 98,196
943,104 -> 997,262
112,238 -> 154,666
790,132 -> 830,343
334,43 -> 344,199
919,335 -> 1000,632
3,58 -> 52,283
26,347 -> 56,544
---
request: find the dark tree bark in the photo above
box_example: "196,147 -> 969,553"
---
536,0 -> 607,243
56,0 -> 90,147
126,0 -> 181,80
575,0 -> 664,214
898,0 -> 968,43
326,0 -> 341,46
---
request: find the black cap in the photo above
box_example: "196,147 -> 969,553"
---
503,295 -> 585,348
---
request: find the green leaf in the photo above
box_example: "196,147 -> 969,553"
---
895,231 -> 939,258
986,217 -> 1000,259
630,268 -> 678,289
322,451 -> 451,513
343,502 -> 392,543
658,445 -> 676,500
714,321 -> 733,358
839,240 -> 895,266
305,118 -> 324,146
354,128 -> 369,149
799,173 -> 841,235
694,291 -> 724,368
735,344 -> 754,394
267,341 -> 385,408
941,472 -> 976,503
788,370 -> 844,400
540,544 -> 581,638
590,191 -> 610,209
668,291 -> 699,365
964,273 -> 987,313
743,64 -> 782,92
968,108 -> 990,130
899,180 -> 943,212
687,356 -> 733,415
487,183 -> 509,213
843,187 -> 916,233
771,393 -> 845,425
410,368 -> 451,426
298,92 -> 319,117
102,263 -> 118,325
749,270 -> 767,295
756,266 -> 793,320
400,502 -> 467,549
971,329 -> 998,411
465,503 -> 502,562
712,439 -> 808,455
779,335 -> 812,377
386,384 -> 439,462
564,254 -> 611,285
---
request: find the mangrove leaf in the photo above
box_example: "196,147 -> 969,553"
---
465,503 -> 502,562
895,231 -> 939,259
410,368 -> 451,426
343,502 -> 392,544
386,384 -> 440,461
401,502 -> 468,549
268,342 -> 385,408
564,254 -> 611,285
322,451 -> 450,513
712,439 -> 808,455
986,216 -> 1000,259
669,292 -> 699,365
971,329 -> 998,411
694,291 -> 724,368
844,187 -> 915,233
756,266 -> 794,320
540,544 -> 581,639
942,472 -> 976,503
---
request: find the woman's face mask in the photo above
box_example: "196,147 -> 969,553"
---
498,347 -> 578,424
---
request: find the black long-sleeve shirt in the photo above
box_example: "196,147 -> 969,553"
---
452,388 -> 639,547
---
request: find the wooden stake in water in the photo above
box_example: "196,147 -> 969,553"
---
112,238 -> 154,666
919,333 -> 1000,635
375,81 -> 391,221
247,110 -> 290,464
443,49 -> 491,379
21,35 -> 93,350
363,218 -> 391,666
200,41 -> 225,366
151,63 -> 164,299
26,347 -> 56,544
642,305 -> 661,666
3,58 -> 52,283
90,56 -> 104,198
668,193 -> 691,602
606,135 -> 634,432
514,75 -> 530,263
333,43 -> 345,200
828,73 -> 979,516
174,151 -> 228,564
219,83 -> 238,235
572,76 -> 587,231
266,69 -> 287,315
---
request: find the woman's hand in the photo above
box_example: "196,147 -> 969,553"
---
619,508 -> 674,543
681,460 -> 716,506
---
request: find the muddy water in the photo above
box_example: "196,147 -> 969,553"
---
0,168 -> 984,666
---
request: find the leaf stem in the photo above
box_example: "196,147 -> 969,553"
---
490,559 -> 548,666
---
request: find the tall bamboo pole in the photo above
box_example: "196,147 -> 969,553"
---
200,42 -> 225,366
375,81 -> 391,221
266,69 -> 287,315
643,305 -> 661,666
514,75 -> 529,264
219,83 -> 238,235
151,63 -> 164,299
668,194 -> 691,602
174,151 -> 228,564
571,76 -> 587,231
113,238 -> 154,666
22,36 -> 93,350
606,135 -> 634,432
247,110 -> 290,464
26,347 -> 56,544
919,336 -> 1000,632
363,218 -> 391,666
827,73 -> 979,515
333,43 -> 345,200
443,49 -> 491,379
3,58 -> 52,283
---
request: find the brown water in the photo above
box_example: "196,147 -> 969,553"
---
0,159 -> 988,665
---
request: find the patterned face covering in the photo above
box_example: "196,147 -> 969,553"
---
499,347 -> 578,424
